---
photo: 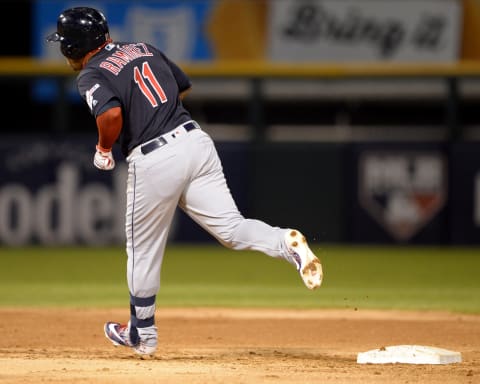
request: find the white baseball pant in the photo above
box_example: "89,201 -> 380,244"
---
125,121 -> 292,319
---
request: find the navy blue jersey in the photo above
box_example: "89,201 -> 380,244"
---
77,41 -> 192,157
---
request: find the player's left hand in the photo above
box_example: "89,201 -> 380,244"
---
93,145 -> 115,170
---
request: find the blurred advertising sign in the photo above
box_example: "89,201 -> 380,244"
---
0,137 -> 127,246
268,0 -> 462,62
0,136 -> 247,246
35,1 -> 214,62
357,150 -> 448,242
461,0 -> 480,60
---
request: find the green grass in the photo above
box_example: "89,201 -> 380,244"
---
0,244 -> 479,313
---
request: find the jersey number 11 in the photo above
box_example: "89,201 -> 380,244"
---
134,61 -> 168,107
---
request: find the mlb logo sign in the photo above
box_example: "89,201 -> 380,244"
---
358,151 -> 447,242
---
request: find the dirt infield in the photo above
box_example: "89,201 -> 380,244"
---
0,308 -> 478,383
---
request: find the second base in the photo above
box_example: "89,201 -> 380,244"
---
357,345 -> 462,365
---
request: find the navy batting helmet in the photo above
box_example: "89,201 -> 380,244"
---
46,7 -> 109,60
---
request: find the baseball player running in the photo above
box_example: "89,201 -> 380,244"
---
47,7 -> 323,357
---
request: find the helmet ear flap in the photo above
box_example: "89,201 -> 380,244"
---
60,41 -> 73,59
60,40 -> 81,60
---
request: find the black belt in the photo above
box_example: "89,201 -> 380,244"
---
141,122 -> 198,155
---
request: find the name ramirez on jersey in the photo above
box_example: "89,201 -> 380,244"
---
100,43 -> 154,75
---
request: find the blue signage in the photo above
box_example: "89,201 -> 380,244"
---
34,0 -> 214,61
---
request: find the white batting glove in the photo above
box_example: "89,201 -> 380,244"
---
93,145 -> 115,171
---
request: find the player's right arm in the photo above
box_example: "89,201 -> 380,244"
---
77,70 -> 122,170
96,105 -> 122,150
92,105 -> 122,171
